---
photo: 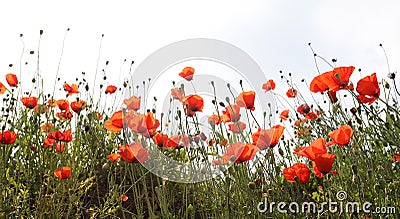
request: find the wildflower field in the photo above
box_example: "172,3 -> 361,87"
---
0,32 -> 399,218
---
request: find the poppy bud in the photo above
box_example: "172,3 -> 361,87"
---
384,81 -> 390,89
378,178 -> 386,188
367,169 -> 373,177
278,148 -> 284,156
350,107 -> 357,115
388,72 -> 396,79
102,163 -> 110,171
351,164 -> 358,175
194,135 -> 200,144
248,182 -> 256,190
352,175 -> 359,184
385,122 -> 390,129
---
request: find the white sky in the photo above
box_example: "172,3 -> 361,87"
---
1,0 -> 400,105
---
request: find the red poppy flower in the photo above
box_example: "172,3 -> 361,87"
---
153,133 -> 169,147
63,130 -> 73,142
312,162 -> 324,178
296,126 -> 312,137
252,125 -> 285,150
314,153 -> 336,175
297,104 -> 310,115
219,138 -> 228,146
310,66 -> 355,93
283,163 -> 311,184
63,83 -> 79,96
294,138 -> 327,161
6,73 -> 18,87
47,131 -> 64,141
43,138 -> 56,148
294,118 -> 307,127
179,66 -> 195,81
107,153 -> 120,162
41,123 -> 53,132
305,112 -> 319,120
221,104 -> 241,123
48,130 -> 72,142
34,104 -> 49,114
0,130 -> 17,144
165,134 -> 191,149
208,114 -> 222,125
127,112 -> 160,138
124,96 -> 141,111
46,98 -> 57,107
183,94 -> 204,116
228,121 -> 246,133
105,85 -> 117,94
104,110 -> 124,133
280,109 -> 289,121
392,153 -> 400,162
235,91 -> 256,111
127,113 -> 147,133
356,73 -> 380,104
329,125 -> 353,146
0,82 -> 6,94
56,99 -> 69,111
21,97 -> 38,109
142,112 -> 160,138
89,111 -> 103,120
30,145 -> 37,152
216,142 -> 258,164
118,142 -> 149,163
286,88 -> 298,98
55,143 -> 66,153
54,166 -> 71,179
262,79 -> 276,92
56,111 -> 73,120
117,194 -> 129,202
70,100 -> 87,113
171,87 -> 185,102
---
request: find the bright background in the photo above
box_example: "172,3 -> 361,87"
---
0,0 -> 399,102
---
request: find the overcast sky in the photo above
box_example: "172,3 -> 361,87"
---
1,0 -> 399,104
